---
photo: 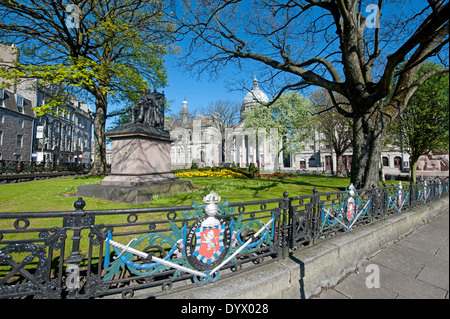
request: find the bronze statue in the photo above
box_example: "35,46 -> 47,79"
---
130,88 -> 165,128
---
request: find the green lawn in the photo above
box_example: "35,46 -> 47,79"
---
0,174 -> 353,213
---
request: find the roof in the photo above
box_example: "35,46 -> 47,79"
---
242,77 -> 269,107
1,88 -> 35,118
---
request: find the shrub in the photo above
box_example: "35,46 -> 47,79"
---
248,162 -> 260,178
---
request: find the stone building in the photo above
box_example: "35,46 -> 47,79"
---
168,99 -> 223,168
0,44 -> 93,164
0,88 -> 35,161
30,84 -> 93,164
168,77 -> 449,177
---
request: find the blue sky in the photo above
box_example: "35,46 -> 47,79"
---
162,55 -> 248,117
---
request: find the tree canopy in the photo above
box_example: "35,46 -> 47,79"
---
386,62 -> 449,182
0,0 -> 175,173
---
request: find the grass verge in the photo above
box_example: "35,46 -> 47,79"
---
0,174 -> 352,212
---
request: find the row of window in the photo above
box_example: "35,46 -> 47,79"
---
0,131 -> 23,148
0,90 -> 89,131
0,153 -> 22,161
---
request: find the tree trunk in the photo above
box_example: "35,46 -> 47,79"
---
335,152 -> 344,177
350,112 -> 385,189
410,157 -> 419,184
90,92 -> 108,175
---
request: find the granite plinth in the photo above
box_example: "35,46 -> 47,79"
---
99,123 -> 177,187
77,123 -> 194,203
77,180 -> 194,204
100,173 -> 177,187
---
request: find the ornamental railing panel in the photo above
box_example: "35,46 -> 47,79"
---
0,177 -> 448,299
0,160 -> 90,176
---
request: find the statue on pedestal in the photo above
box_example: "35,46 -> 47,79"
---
130,88 -> 165,128
77,86 -> 195,204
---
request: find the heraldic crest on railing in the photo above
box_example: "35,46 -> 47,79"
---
103,191 -> 278,287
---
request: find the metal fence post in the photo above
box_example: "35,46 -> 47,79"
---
382,183 -> 389,217
311,187 -> 319,243
410,180 -> 416,210
63,197 -> 86,298
371,183 -> 378,220
281,191 -> 290,258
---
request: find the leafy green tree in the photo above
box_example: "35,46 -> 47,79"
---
0,0 -> 175,174
386,62 -> 449,183
243,91 -> 316,169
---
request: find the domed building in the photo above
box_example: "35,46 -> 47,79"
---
241,77 -> 269,117
168,77 -> 422,177
168,77 -> 276,169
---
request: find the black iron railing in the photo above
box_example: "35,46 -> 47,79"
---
0,160 -> 90,175
0,177 -> 448,299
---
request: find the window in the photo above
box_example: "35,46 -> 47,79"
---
0,88 -> 4,100
17,95 -> 24,106
18,117 -> 24,128
17,135 -> 23,148
17,95 -> 24,113
299,160 -> 306,169
394,156 -> 402,170
0,131 -> 3,145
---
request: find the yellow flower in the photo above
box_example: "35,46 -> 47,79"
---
175,168 -> 245,178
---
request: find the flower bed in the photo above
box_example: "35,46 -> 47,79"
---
174,168 -> 246,178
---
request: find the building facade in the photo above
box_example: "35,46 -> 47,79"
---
169,102 -> 223,169
167,77 -> 441,177
1,44 -> 93,164
30,88 -> 93,164
0,88 -> 35,161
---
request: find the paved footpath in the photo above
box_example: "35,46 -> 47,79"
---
311,206 -> 449,299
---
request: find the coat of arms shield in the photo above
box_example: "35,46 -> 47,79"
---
185,217 -> 231,271
346,198 -> 355,222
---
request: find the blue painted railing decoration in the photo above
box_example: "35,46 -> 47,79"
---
320,183 -> 371,233
386,182 -> 409,214
103,191 -> 277,286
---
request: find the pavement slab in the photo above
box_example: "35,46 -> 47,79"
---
311,206 -> 449,299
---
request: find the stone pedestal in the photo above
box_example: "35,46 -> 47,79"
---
78,123 -> 193,203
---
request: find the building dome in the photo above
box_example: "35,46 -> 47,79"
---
241,77 -> 269,117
